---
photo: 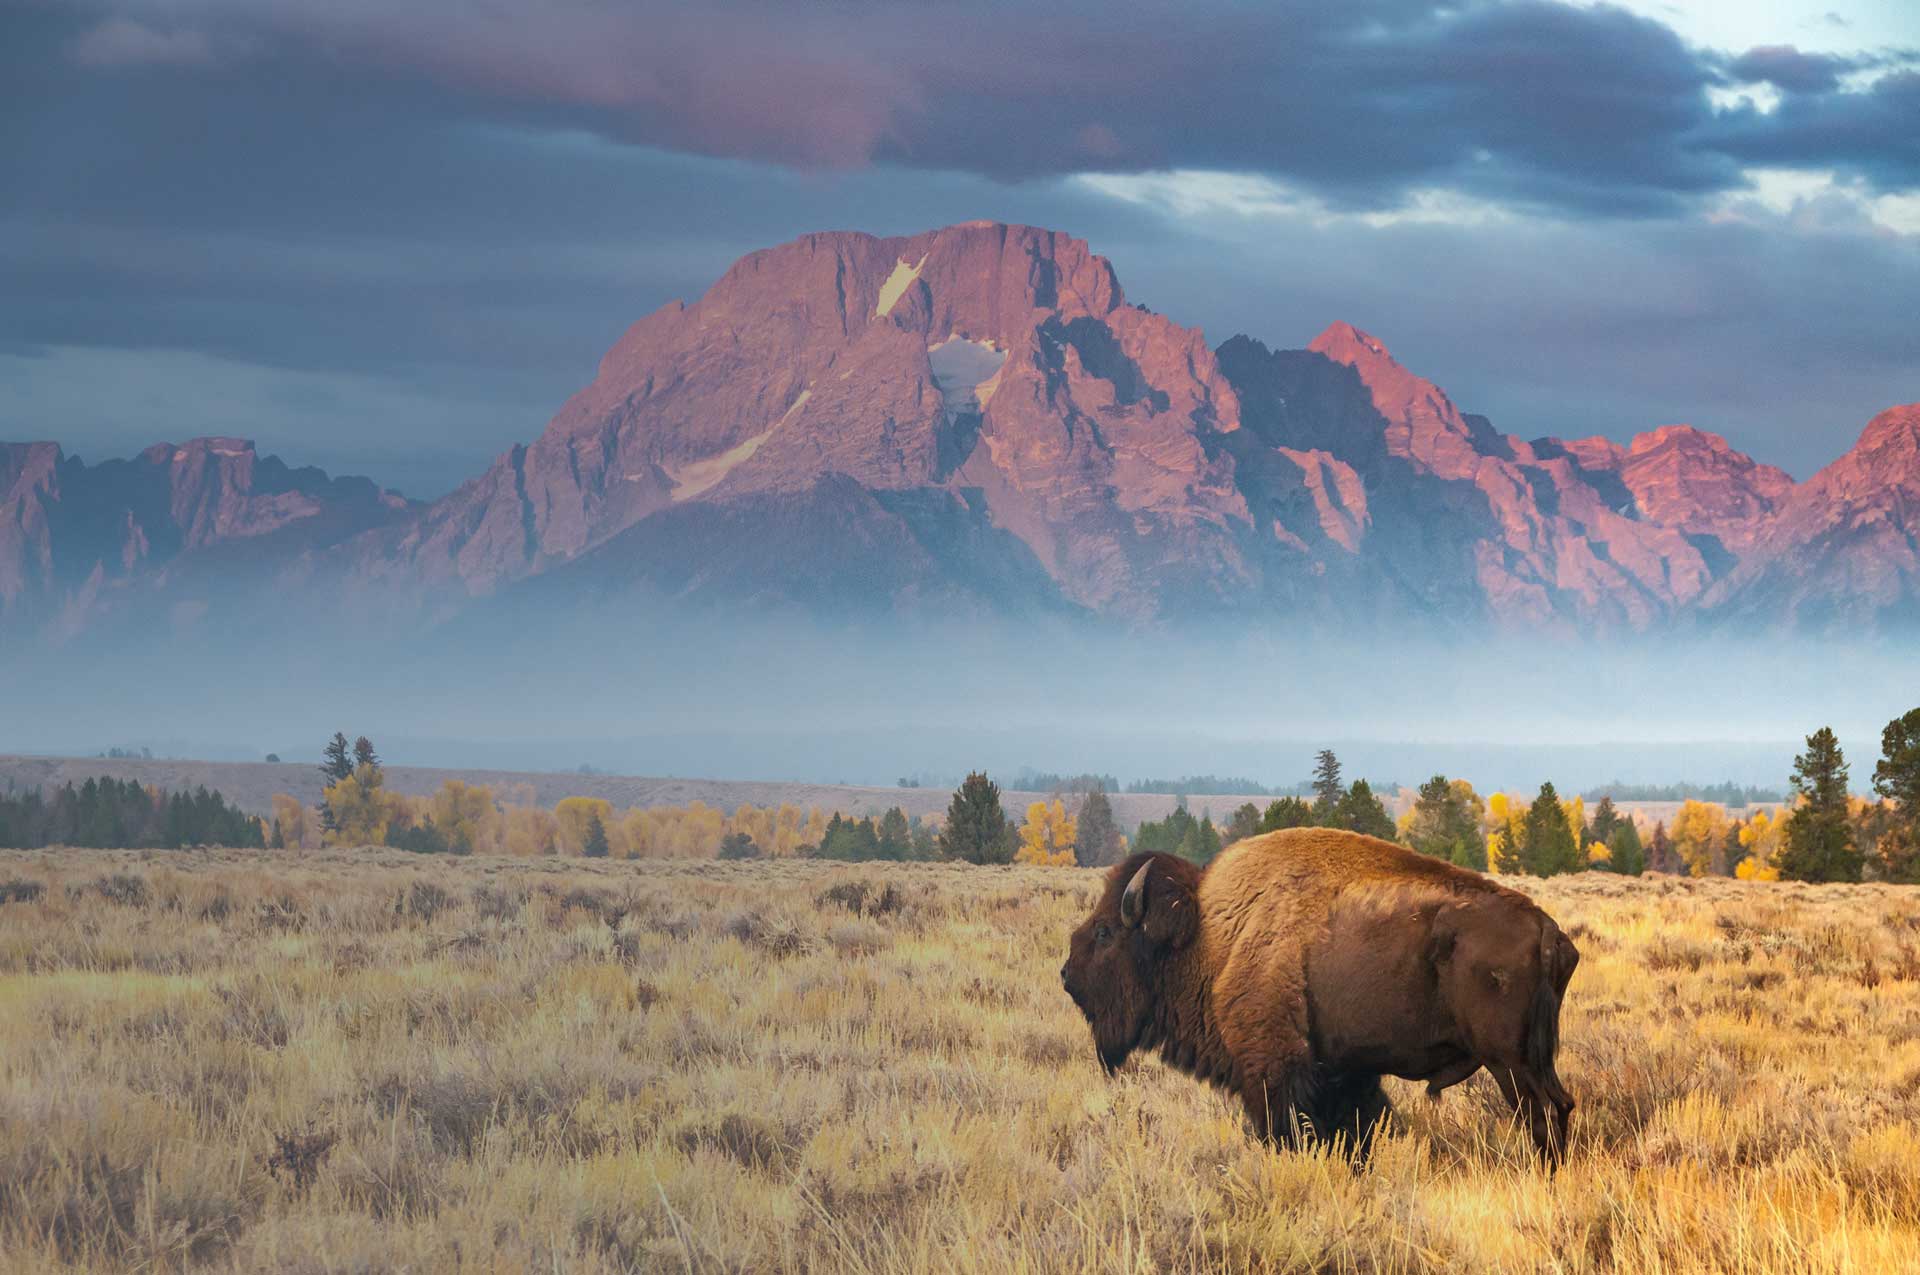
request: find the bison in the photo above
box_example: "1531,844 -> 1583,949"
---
1060,828 -> 1579,1163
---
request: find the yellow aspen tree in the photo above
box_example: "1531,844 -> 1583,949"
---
270,793 -> 318,849
1015,798 -> 1077,866
504,805 -> 559,856
432,781 -> 497,854
324,764 -> 397,846
1670,800 -> 1728,877
1737,807 -> 1784,879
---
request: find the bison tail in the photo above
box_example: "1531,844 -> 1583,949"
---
1527,924 -> 1576,1110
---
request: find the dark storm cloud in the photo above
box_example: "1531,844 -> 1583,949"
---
1726,44 -> 1863,94
3,2 -> 1918,497
25,0 -> 1908,214
1714,68 -> 1920,187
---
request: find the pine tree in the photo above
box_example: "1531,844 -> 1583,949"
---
1337,779 -> 1396,841
1076,785 -> 1122,866
1777,726 -> 1861,882
1226,802 -> 1262,846
353,736 -> 380,770
1607,820 -> 1645,875
1311,749 -> 1343,823
1177,813 -> 1223,865
1587,795 -> 1620,847
321,734 -> 354,784
1873,708 -> 1920,881
1875,708 -> 1920,812
940,772 -> 1013,864
1518,781 -> 1580,877
319,733 -> 354,836
1648,821 -> 1673,873
582,813 -> 610,858
1261,796 -> 1314,832
878,807 -> 911,860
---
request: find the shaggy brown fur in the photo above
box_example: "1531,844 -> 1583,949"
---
1060,829 -> 1580,1164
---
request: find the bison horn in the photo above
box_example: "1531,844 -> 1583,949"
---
1121,862 -> 1152,928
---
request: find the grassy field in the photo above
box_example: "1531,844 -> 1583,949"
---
2,850 -> 1918,1273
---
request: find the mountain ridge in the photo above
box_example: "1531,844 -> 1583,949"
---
5,222 -> 1915,638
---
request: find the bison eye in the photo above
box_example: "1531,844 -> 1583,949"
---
1095,923 -> 1112,943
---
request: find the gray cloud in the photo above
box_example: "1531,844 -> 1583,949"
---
1714,68 -> 1920,187
26,0 -> 1915,214
2,1 -> 1917,497
70,17 -> 218,68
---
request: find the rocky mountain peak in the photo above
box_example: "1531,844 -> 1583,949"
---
9,225 -> 1918,639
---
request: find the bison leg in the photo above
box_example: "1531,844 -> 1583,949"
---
1311,1072 -> 1393,1162
1489,1066 -> 1570,1167
1238,1064 -> 1315,1147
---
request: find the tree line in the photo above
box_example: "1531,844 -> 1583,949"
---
98,711 -> 1916,886
0,776 -> 264,849
1582,780 -> 1783,807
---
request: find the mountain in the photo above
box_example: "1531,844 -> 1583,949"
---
1704,405 -> 1920,628
0,437 -> 413,638
3,222 -> 1914,639
350,222 -> 1379,624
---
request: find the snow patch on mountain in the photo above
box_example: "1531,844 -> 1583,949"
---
874,255 -> 929,318
927,336 -> 1006,418
665,389 -> 812,502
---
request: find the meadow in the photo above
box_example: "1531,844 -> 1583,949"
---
2,848 -> 1918,1273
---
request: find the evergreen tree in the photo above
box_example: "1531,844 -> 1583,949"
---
1451,832 -> 1489,872
321,733 -> 354,785
1076,785 -> 1123,866
1133,805 -> 1198,858
1260,796 -> 1314,832
319,733 -> 353,835
582,813 -> 610,858
1518,781 -> 1581,877
1176,813 -> 1224,865
717,831 -> 761,860
1587,795 -> 1621,847
878,807 -> 912,859
1777,726 -> 1861,882
1337,779 -> 1396,841
1717,822 -> 1745,876
1875,708 -> 1920,812
1407,775 -> 1479,861
1648,821 -> 1673,873
940,772 -> 1014,864
353,736 -> 380,770
1226,802 -> 1262,846
1311,749 -> 1343,823
1606,820 -> 1646,875
1873,708 -> 1920,881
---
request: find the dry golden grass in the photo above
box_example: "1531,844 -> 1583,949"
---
2,849 -> 1919,1273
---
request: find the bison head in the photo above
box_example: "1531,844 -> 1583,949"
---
1061,852 -> 1199,1073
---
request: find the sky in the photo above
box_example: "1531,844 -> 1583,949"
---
4,0 -> 1918,498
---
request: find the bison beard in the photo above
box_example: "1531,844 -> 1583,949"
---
1060,831 -> 1580,1165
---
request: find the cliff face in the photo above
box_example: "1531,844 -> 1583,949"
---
1702,405 -> 1920,629
362,222 -> 1378,621
0,437 -> 413,633
7,222 -> 1917,639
